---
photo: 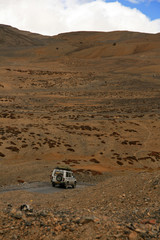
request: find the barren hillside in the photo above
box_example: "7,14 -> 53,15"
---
0,25 -> 160,239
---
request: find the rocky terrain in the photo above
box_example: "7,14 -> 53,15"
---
0,171 -> 160,239
0,24 -> 160,239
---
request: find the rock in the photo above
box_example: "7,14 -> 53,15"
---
24,221 -> 32,227
15,210 -> 23,219
96,235 -> 102,239
5,204 -> 13,213
126,223 -> 135,231
135,228 -> 146,234
12,234 -> 18,240
69,227 -> 75,232
128,232 -> 138,240
55,225 -> 62,232
141,218 -> 156,225
148,219 -> 156,225
80,216 -> 95,224
20,204 -> 32,212
0,230 -> 4,235
73,217 -> 81,224
8,203 -> 12,208
94,217 -> 100,223
53,217 -> 58,223
52,231 -> 56,236
11,209 -> 23,219
25,211 -> 34,217
40,221 -> 45,227
39,210 -> 47,217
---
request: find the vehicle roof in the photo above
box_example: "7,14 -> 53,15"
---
54,167 -> 72,172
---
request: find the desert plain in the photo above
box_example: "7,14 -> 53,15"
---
0,25 -> 160,239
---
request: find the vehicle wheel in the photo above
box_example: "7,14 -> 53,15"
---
52,182 -> 55,187
64,182 -> 69,189
72,182 -> 76,188
56,174 -> 63,182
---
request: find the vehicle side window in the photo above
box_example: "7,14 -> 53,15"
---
68,172 -> 71,177
66,172 -> 69,177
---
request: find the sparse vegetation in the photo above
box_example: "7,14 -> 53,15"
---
0,26 -> 160,240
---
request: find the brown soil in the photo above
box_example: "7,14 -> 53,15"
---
0,25 -> 160,239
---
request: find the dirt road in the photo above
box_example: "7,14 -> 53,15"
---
0,182 -> 89,194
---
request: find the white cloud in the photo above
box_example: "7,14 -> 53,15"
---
125,0 -> 140,3
0,0 -> 159,35
125,0 -> 144,3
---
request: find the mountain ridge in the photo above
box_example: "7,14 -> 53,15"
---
0,24 -> 160,59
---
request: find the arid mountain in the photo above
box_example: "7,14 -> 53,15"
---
0,24 -> 49,46
0,25 -> 160,240
0,24 -> 160,185
0,25 -> 160,58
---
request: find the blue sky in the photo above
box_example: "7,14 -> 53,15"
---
0,0 -> 160,35
114,0 -> 160,20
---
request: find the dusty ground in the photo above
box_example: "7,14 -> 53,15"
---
0,171 -> 159,239
0,25 -> 160,239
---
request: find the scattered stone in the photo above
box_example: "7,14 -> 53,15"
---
128,231 -> 138,240
55,225 -> 62,232
135,228 -> 146,234
20,204 -> 32,212
38,210 -> 48,217
0,170 -> 159,239
80,216 -> 96,224
126,223 -> 135,231
12,234 -> 18,240
17,179 -> 25,183
24,221 -> 32,227
11,209 -> 23,219
141,219 -> 156,225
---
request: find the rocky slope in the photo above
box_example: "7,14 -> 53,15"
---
0,171 -> 160,239
0,25 -> 160,239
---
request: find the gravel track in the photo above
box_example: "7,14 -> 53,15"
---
0,181 -> 90,194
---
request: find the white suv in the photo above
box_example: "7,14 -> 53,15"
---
51,168 -> 77,188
